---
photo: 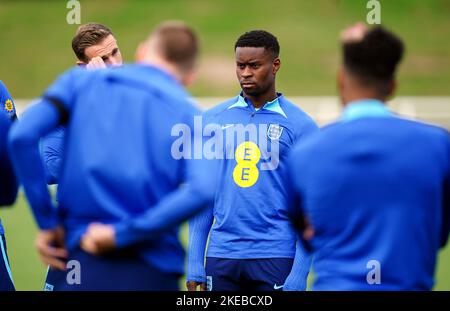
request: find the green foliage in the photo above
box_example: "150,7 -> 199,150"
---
0,0 -> 449,98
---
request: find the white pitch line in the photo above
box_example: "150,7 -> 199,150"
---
13,97 -> 450,128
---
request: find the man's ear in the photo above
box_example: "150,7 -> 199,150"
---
273,58 -> 281,75
135,42 -> 148,62
337,67 -> 348,105
386,80 -> 397,99
182,70 -> 197,87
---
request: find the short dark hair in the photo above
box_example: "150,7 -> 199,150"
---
153,21 -> 199,73
72,23 -> 114,62
343,26 -> 404,93
235,30 -> 280,58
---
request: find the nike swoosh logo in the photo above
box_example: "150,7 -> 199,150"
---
221,124 -> 234,130
273,284 -> 284,290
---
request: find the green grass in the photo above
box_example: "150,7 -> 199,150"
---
0,0 -> 450,98
0,194 -> 45,290
0,192 -> 449,290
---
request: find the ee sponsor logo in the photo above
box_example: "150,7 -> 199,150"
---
233,141 -> 261,188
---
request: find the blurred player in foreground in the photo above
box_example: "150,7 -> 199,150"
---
287,23 -> 450,290
9,21 -> 216,290
1,81 -> 17,121
0,81 -> 18,291
187,30 -> 318,291
0,111 -> 19,291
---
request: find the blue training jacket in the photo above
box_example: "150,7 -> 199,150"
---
188,93 -> 318,286
288,99 -> 450,290
0,82 -> 18,235
8,64 -> 217,275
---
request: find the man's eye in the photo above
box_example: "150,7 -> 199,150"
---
237,64 -> 245,69
112,49 -> 118,56
251,64 -> 259,69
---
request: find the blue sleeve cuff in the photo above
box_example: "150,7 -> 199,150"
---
114,222 -> 140,248
186,273 -> 206,283
186,206 -> 213,283
37,214 -> 59,231
282,240 -> 312,291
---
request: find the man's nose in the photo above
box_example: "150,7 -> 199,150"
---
241,67 -> 253,78
106,57 -> 120,66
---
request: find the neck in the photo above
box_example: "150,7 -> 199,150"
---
341,72 -> 387,107
244,86 -> 277,109
139,54 -> 183,84
341,87 -> 386,107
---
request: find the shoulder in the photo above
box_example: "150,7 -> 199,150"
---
61,66 -> 91,79
290,120 -> 342,156
0,81 -> 16,120
293,117 -> 450,156
47,66 -> 94,92
204,97 -> 239,118
396,116 -> 448,136
404,118 -> 450,156
279,96 -> 319,137
373,117 -> 450,148
280,97 -> 316,125
43,67 -> 95,107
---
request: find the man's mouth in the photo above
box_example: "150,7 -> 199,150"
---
241,82 -> 256,88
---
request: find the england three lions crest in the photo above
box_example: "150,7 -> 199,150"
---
267,124 -> 283,141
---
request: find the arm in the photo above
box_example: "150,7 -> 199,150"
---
442,175 -> 450,248
9,68 -> 87,269
9,65 -> 83,227
8,100 -> 69,270
0,114 -> 18,206
186,204 -> 214,290
8,101 -> 61,229
84,109 -> 218,251
441,133 -> 450,248
82,110 -> 219,254
285,144 -> 315,243
282,154 -> 313,291
297,117 -> 319,141
40,127 -> 65,185
283,240 -> 312,291
113,154 -> 217,247
290,118 -> 318,244
8,67 -> 79,225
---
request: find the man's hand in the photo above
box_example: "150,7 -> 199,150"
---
292,215 -> 315,241
186,281 -> 206,291
86,56 -> 107,70
35,226 -> 68,270
340,22 -> 368,43
80,223 -> 116,255
302,217 -> 315,241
